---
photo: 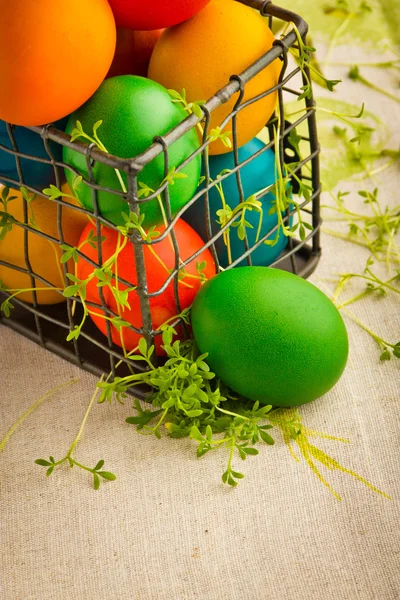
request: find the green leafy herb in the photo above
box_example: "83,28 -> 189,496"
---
35,378 -> 116,490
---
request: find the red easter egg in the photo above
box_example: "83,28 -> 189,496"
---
107,28 -> 163,78
77,220 -> 216,354
107,0 -> 212,31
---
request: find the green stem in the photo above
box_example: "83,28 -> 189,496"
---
350,71 -> 400,105
92,133 -> 127,194
0,379 -> 79,452
215,180 -> 233,264
227,438 -> 236,473
326,60 -> 400,69
67,378 -> 102,457
340,307 -> 392,348
216,406 -> 249,420
6,287 -> 63,298
336,289 -> 371,309
70,460 -> 97,474
323,13 -> 354,67
143,408 -> 169,435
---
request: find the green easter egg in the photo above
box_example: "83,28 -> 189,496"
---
63,75 -> 201,227
191,267 -> 349,406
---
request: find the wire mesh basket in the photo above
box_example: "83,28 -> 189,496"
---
0,0 -> 321,397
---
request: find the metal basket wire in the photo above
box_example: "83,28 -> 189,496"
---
0,0 -> 321,396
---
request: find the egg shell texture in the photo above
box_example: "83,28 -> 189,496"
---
63,76 -> 201,228
0,0 -> 116,126
77,219 -> 216,353
184,138 -> 289,267
0,184 -> 88,304
107,0 -> 212,30
106,28 -> 164,78
191,267 -> 349,406
0,119 -> 67,190
148,0 -> 281,155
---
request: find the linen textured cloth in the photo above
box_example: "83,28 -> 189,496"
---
1,4 -> 399,598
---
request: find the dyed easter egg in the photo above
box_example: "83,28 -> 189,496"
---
63,76 -> 201,228
0,119 -> 67,190
184,138 -> 289,267
107,28 -> 163,78
0,184 -> 88,304
0,0 -> 116,126
148,0 -> 281,155
77,219 -> 216,354
107,0 -> 212,30
191,267 -> 349,406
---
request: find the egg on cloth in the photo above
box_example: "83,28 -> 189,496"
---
183,137 -> 289,267
148,0 -> 281,155
191,267 -> 349,406
63,76 -> 201,227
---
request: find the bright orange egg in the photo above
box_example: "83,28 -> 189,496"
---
148,0 -> 281,155
0,0 -> 116,126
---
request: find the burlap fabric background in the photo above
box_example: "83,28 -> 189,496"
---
0,6 -> 399,599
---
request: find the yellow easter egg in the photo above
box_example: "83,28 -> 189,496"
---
0,184 -> 89,304
148,0 -> 281,155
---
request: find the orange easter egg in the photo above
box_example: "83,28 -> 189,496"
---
0,185 -> 88,304
148,0 -> 281,155
0,0 -> 116,126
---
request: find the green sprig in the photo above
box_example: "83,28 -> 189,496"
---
35,379 -> 116,490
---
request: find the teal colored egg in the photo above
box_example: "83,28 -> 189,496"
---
63,75 -> 201,227
191,267 -> 349,406
0,118 -> 67,190
183,138 -> 289,267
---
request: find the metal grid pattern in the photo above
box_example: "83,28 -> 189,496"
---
0,0 -> 321,393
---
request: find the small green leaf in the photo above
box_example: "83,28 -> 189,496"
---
1,186 -> 10,202
63,285 -> 80,298
380,349 -> 391,361
66,327 -> 81,342
93,120 -> 103,136
186,410 -> 203,418
192,103 -> 204,118
231,470 -> 245,479
98,471 -> 117,481
1,299 -> 12,317
72,175 -> 83,190
168,89 -> 183,100
242,447 -> 259,456
43,184 -> 62,200
93,473 -> 100,490
35,459 -> 51,467
138,337 -> 148,357
259,430 -> 275,445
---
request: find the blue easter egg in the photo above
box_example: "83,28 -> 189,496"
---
0,119 -> 67,190
184,137 -> 289,268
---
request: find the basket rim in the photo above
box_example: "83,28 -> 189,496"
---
23,0 -> 308,174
